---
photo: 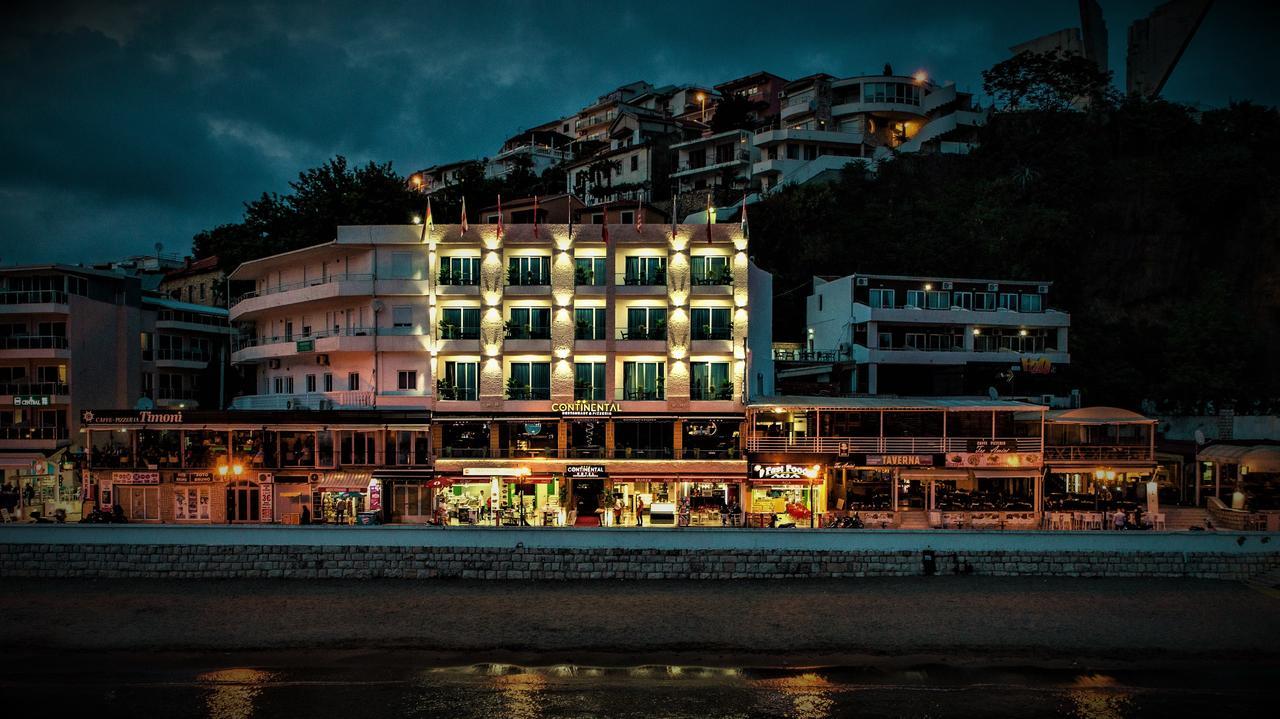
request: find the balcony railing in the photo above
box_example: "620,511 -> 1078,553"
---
439,325 -> 481,340
0,290 -> 68,305
437,272 -> 479,286
574,387 -> 606,401
773,348 -> 845,362
574,327 -> 606,341
691,274 -> 733,286
506,387 -> 551,401
0,335 -> 69,350
505,325 -> 551,340
0,426 -> 69,440
233,273 -> 374,305
619,326 -> 666,341
0,382 -> 69,396
436,385 -> 478,401
230,391 -> 375,410
620,271 -> 667,286
691,326 -> 733,341
156,348 -> 212,363
156,310 -> 229,328
232,326 -> 382,351
434,447 -> 741,460
745,436 -> 1042,453
691,385 -> 735,400
620,388 -> 665,401
1043,445 -> 1154,462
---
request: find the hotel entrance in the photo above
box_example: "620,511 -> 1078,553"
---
572,479 -> 604,526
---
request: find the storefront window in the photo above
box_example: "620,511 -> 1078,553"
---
682,419 -> 740,458
316,431 -> 335,467
821,411 -> 880,437
413,431 -> 430,464
339,431 -> 378,465
883,411 -> 943,437
569,420 -> 606,458
750,485 -> 814,526
91,429 -> 134,468
138,429 -> 180,469
615,421 -> 673,459
117,485 -> 160,521
232,430 -> 269,468
392,483 -> 431,521
501,421 -> 558,458
440,422 -> 489,458
183,430 -> 227,469
277,431 -> 315,467
173,487 -> 211,521
830,469 -> 892,510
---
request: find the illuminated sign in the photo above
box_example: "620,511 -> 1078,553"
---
945,453 -> 1043,468
296,339 -> 315,353
81,410 -> 184,425
1020,357 -> 1053,375
685,422 -> 719,437
552,401 -> 619,417
866,454 -> 934,466
13,395 -> 51,407
111,471 -> 160,484
462,467 -> 531,477
174,471 -> 213,483
750,463 -> 822,481
565,465 -> 607,479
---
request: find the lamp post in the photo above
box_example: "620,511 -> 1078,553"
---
697,92 -> 706,123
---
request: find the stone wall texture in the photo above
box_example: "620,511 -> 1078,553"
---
3,544 -> 1278,580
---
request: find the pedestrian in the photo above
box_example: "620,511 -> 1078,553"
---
635,497 -> 645,527
300,505 -> 311,525
1112,508 -> 1126,531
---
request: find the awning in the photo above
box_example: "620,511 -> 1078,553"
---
0,452 -> 49,469
1197,444 -> 1256,464
1242,447 -> 1280,473
900,470 -> 971,481
312,471 -> 372,490
748,477 -> 823,485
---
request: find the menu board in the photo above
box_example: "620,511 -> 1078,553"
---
174,488 -> 211,521
260,485 -> 274,522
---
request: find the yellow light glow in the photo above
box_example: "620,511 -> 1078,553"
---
1094,470 -> 1105,480
485,344 -> 500,357
232,464 -> 243,475
218,465 -> 228,476
670,346 -> 686,360
670,291 -> 687,307
555,348 -> 570,359
973,328 -> 981,335
924,283 -> 933,291
1019,329 -> 1028,336
913,70 -> 928,83
412,215 -> 422,225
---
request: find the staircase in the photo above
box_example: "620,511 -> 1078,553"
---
897,510 -> 930,530
1162,507 -> 1210,531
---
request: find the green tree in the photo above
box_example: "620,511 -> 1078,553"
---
710,93 -> 769,132
982,49 -> 1118,111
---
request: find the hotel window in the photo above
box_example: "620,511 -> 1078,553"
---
273,376 -> 284,394
630,155 -> 639,172
507,256 -> 550,285
620,210 -> 635,225
323,373 -> 333,392
690,361 -> 731,400
975,292 -> 996,311
623,256 -> 666,285
507,307 -> 551,339
440,307 -> 481,339
508,362 -> 551,400
285,376 -> 294,393
1019,294 -> 1043,312
622,361 -> 665,400
574,257 -> 607,285
575,307 -> 607,340
305,374 -> 317,393
391,306 -> 413,332
347,371 -> 360,391
340,431 -> 379,465
869,288 -> 895,308
927,334 -> 948,350
441,361 -> 478,401
691,255 -> 730,285
284,320 -> 294,341
624,307 -> 666,340
390,251 -> 415,279
440,257 -> 480,285
574,362 -> 607,400
140,332 -> 153,361
905,290 -> 924,308
397,370 -> 417,392
116,485 -> 160,521
905,332 -> 926,349
925,290 -> 950,309
998,293 -> 1018,310
690,307 -> 732,340
953,291 -> 973,310
877,332 -> 893,348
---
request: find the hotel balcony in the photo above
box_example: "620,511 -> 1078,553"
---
0,335 -> 71,360
615,271 -> 667,297
229,273 -> 375,320
155,311 -> 233,335
155,387 -> 201,409
229,390 -> 376,411
0,425 -> 70,450
746,435 -> 1041,454
852,303 -> 1071,328
853,346 -> 1070,366
0,290 -> 70,315
231,327 -> 380,363
1043,445 -> 1155,464
0,382 -> 70,405
155,348 -> 211,369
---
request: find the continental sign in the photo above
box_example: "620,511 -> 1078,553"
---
552,401 -> 620,418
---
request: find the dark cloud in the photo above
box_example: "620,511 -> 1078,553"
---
1,0 -> 1275,265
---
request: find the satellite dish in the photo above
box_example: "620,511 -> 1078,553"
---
987,386 -> 999,400
1194,429 -> 1206,446
134,396 -> 155,410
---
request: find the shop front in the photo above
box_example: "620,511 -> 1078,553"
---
746,460 -> 825,527
310,471 -> 370,525
0,451 -> 81,521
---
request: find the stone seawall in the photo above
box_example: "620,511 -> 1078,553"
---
3,544 -> 1278,580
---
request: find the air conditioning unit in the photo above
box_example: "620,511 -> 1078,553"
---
268,359 -> 281,369
987,283 -> 998,292
1041,394 -> 1054,406
316,354 -> 330,366
1037,285 -> 1048,294
855,277 -> 868,286
257,472 -> 273,484
941,281 -> 953,290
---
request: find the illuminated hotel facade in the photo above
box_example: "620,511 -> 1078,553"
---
78,221 -> 778,526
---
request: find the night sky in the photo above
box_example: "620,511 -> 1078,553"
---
1,0 -> 1275,266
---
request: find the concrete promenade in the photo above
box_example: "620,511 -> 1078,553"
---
2,523 -> 1277,554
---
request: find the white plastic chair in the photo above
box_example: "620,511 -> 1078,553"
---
1151,512 -> 1166,530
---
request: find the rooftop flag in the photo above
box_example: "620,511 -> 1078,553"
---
601,201 -> 609,244
496,195 -> 504,240
460,196 -> 469,235
635,198 -> 643,233
532,195 -> 540,239
740,193 -> 748,241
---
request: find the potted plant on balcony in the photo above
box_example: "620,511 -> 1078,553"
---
438,320 -> 458,340
506,377 -> 529,400
652,319 -> 667,340
716,380 -> 735,400
711,265 -> 732,285
506,264 -> 520,285
436,378 -> 457,401
437,265 -> 453,285
574,265 -> 592,286
574,380 -> 593,400
575,318 -> 592,339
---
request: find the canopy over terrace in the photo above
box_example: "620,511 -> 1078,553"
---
1196,443 -> 1280,510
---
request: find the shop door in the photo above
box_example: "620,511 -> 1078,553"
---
226,481 -> 261,522
574,480 -> 603,518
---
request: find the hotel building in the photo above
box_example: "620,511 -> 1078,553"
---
798,273 -> 1071,398
85,221 -> 773,526
0,265 -> 230,520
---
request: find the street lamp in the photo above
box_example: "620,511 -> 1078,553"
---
696,92 -> 706,123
